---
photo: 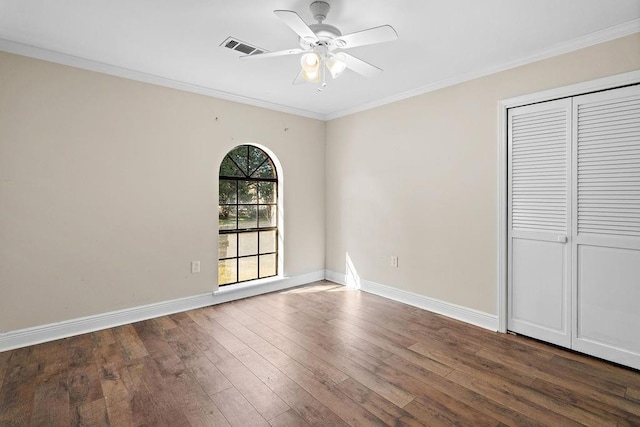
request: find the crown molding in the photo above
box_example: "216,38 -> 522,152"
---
325,19 -> 640,120
0,38 -> 325,121
1,18 -> 638,122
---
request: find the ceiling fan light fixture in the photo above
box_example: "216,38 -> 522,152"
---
301,52 -> 320,72
301,69 -> 320,82
326,53 -> 347,78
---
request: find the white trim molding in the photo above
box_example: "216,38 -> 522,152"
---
0,39 -> 325,121
325,270 -> 498,331
497,70 -> 640,333
324,270 -> 347,286
1,19 -> 638,122
0,270 -> 325,352
326,20 -> 640,120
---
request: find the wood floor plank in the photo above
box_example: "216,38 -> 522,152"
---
0,367 -> 5,393
446,369 -> 584,426
30,373 -> 70,427
530,377 -> 640,426
73,397 -> 110,427
211,386 -> 270,427
282,328 -> 415,408
326,318 -> 455,377
67,364 -> 103,408
234,300 -> 415,408
280,360 -> 387,426
92,329 -> 117,348
476,347 -> 640,417
268,409 -> 311,427
233,347 -> 349,427
134,356 -> 192,425
244,317 -> 350,385
215,354 -> 290,420
167,371 -> 231,427
242,298 -> 343,349
334,377 -> 426,427
215,313 -> 293,368
184,351 -> 233,397
188,309 -> 249,354
409,341 -> 537,386
99,361 -> 135,426
133,320 -> 185,377
325,317 -> 454,377
112,324 -> 148,361
549,353 -> 640,393
334,341 -> 500,427
382,354 -> 544,427
1,281 -> 639,426
168,312 -> 236,364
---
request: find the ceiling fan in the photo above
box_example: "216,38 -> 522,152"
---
241,1 -> 398,91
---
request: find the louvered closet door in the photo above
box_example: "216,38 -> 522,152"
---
508,99 -> 572,348
572,85 -> 640,370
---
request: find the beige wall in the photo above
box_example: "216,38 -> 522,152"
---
1,33 -> 639,334
0,51 -> 325,332
325,33 -> 640,315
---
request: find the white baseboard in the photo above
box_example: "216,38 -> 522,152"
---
0,270 -> 325,352
325,270 -> 498,331
324,269 -> 347,286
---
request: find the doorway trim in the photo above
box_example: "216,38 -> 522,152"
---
497,70 -> 640,333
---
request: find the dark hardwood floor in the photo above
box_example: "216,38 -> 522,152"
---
1,281 -> 639,426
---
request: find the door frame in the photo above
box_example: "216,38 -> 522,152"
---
497,70 -> 640,333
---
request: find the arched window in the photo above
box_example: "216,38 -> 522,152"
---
218,145 -> 278,285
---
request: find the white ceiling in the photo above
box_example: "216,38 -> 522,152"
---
1,0 -> 639,119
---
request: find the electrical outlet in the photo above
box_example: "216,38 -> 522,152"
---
391,256 -> 398,268
191,261 -> 201,274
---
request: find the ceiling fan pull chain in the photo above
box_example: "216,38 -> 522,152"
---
318,60 -> 327,91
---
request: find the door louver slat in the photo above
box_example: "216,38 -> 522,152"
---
511,107 -> 568,233
577,95 -> 640,237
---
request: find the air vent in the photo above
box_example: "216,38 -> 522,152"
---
220,37 -> 266,56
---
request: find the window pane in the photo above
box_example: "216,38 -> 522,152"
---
238,232 -> 258,256
259,230 -> 276,254
248,147 -> 268,176
219,145 -> 279,286
219,206 -> 237,230
238,206 -> 257,229
229,146 -> 249,176
259,254 -> 276,278
259,205 -> 276,228
219,259 -> 237,285
252,160 -> 276,178
259,182 -> 276,204
238,181 -> 257,204
219,233 -> 237,259
219,156 -> 244,178
219,180 -> 237,204
239,256 -> 258,281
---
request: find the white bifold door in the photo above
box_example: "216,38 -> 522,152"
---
508,84 -> 640,370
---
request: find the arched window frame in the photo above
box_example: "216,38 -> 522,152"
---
218,144 -> 281,286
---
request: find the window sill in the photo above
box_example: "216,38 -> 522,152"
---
213,275 -> 286,296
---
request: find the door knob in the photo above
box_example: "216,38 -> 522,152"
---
557,235 -> 567,243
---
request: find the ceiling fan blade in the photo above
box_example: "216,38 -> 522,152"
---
274,10 -> 318,43
336,25 -> 398,49
240,48 -> 304,59
292,70 -> 307,85
341,53 -> 383,78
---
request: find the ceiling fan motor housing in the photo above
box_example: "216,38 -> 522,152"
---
310,1 -> 330,22
298,1 -> 344,49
